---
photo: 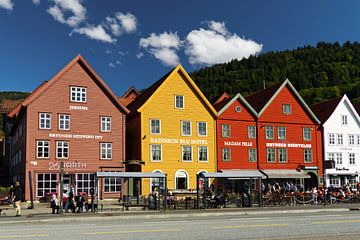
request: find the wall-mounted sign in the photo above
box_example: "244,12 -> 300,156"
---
49,133 -> 103,140
266,142 -> 312,148
335,167 -> 350,171
49,162 -> 87,170
224,141 -> 253,147
150,137 -> 208,145
30,161 -> 38,166
69,105 -> 88,111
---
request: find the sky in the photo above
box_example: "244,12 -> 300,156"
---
0,0 -> 360,96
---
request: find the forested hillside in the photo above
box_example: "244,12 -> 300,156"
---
190,41 -> 360,104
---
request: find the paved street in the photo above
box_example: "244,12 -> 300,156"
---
0,211 -> 360,239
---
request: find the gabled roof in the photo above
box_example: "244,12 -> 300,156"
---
245,79 -> 320,124
310,96 -> 342,123
215,93 -> 258,117
127,64 -> 217,117
213,92 -> 232,112
352,102 -> 360,116
8,54 -> 129,118
119,86 -> 139,106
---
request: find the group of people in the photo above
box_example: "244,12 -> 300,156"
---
50,187 -> 86,214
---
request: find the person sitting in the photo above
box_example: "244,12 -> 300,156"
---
50,194 -> 60,214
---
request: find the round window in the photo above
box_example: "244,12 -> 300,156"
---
235,106 -> 241,112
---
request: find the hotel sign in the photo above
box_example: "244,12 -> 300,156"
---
150,137 -> 208,145
266,142 -> 312,148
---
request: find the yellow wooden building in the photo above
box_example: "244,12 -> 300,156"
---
126,65 -> 217,195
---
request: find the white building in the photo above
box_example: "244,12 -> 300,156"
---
311,95 -> 360,189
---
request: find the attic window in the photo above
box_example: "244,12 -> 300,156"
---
235,106 -> 241,112
283,104 -> 291,115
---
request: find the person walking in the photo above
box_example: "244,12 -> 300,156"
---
75,192 -> 85,213
12,182 -> 22,217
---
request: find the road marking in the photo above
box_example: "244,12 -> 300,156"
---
84,228 -> 180,235
211,223 -> 289,229
312,219 -> 360,224
229,217 -> 271,221
0,234 -> 48,239
304,214 -> 342,218
143,220 -> 189,224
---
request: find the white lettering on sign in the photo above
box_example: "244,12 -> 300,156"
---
150,138 -> 208,145
49,133 -> 103,140
48,162 -> 87,170
224,141 -> 253,147
266,142 -> 312,148
69,105 -> 88,111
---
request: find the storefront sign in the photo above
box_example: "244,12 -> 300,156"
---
150,137 -> 208,145
335,167 -> 350,171
266,142 -> 312,148
224,141 -> 253,147
49,133 -> 103,140
48,162 -> 87,170
69,105 -> 88,111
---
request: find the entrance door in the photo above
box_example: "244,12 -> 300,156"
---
63,174 -> 75,193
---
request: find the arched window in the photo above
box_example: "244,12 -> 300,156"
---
175,170 -> 188,190
150,170 -> 164,193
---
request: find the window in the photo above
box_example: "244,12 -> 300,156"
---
222,148 -> 231,161
181,121 -> 191,136
349,134 -> 355,146
328,133 -> 335,145
283,104 -> 292,114
37,140 -> 50,158
76,173 -> 91,195
198,146 -> 208,162
235,106 -> 241,112
304,149 -> 312,163
150,170 -> 165,192
265,126 -> 274,139
150,144 -> 162,162
56,141 -> 69,159
104,171 -> 121,193
278,148 -> 287,163
100,116 -> 111,132
100,143 -> 112,159
182,146 -> 192,162
197,122 -> 207,136
248,126 -> 256,139
70,86 -> 87,102
36,173 -> 57,197
39,113 -> 51,129
349,153 -> 356,165
150,119 -> 160,134
337,134 -> 343,145
175,170 -> 188,190
221,124 -> 230,138
277,126 -> 286,140
336,153 -> 343,165
329,176 -> 340,187
341,115 -> 348,125
328,152 -> 335,162
349,176 -> 357,190
175,95 -> 184,109
266,148 -> 276,163
58,114 -> 70,130
357,135 -> 360,146
248,148 -> 257,162
303,128 -> 311,141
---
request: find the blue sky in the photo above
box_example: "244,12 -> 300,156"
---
0,0 -> 360,96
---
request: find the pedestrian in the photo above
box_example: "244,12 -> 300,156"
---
12,182 -> 22,217
65,187 -> 75,213
50,194 -> 60,214
75,192 -> 85,213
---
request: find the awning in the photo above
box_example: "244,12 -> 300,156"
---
96,172 -> 166,178
260,169 -> 311,179
200,170 -> 265,179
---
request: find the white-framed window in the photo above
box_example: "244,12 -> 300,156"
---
150,170 -> 165,192
76,173 -> 91,195
222,148 -> 231,161
175,170 -> 188,190
357,135 -> 360,146
36,173 -> 57,197
100,116 -> 111,132
349,134 -> 355,146
265,126 -> 274,139
222,124 -> 230,138
150,144 -> 162,162
197,122 -> 207,136
181,121 -> 191,136
248,148 -> 256,162
39,113 -> 51,129
304,149 -> 312,163
328,133 -> 335,145
266,148 -> 276,163
328,152 -> 335,162
349,176 -> 357,190
349,153 -> 356,165
248,126 -> 256,139
337,134 -> 343,145
198,146 -> 208,162
303,128 -> 311,141
37,140 -> 50,158
336,153 -> 343,165
100,143 -> 112,159
181,146 -> 192,162
70,86 -> 87,102
277,126 -> 286,140
329,176 -> 340,187
150,119 -> 161,134
175,95 -> 184,109
58,114 -> 70,130
278,148 -> 287,163
56,141 -> 69,159
283,104 -> 292,114
104,171 -> 121,193
341,115 -> 348,125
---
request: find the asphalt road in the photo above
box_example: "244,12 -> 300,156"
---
0,211 -> 360,239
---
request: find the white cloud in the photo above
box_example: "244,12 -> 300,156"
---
105,17 -> 121,36
115,12 -> 137,33
32,0 -> 40,5
136,52 -> 144,59
109,62 -> 115,68
47,0 -> 86,27
71,25 -> 116,43
0,0 -> 14,10
139,32 -> 181,67
185,21 -> 262,65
